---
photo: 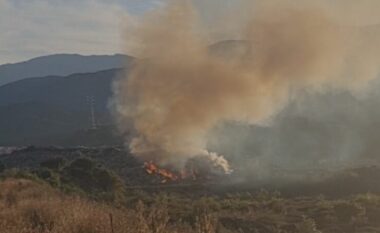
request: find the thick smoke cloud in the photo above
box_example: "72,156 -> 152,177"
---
208,89 -> 380,182
114,0 -> 380,175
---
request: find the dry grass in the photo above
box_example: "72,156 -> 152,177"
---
0,178 -> 128,233
0,178 -> 218,233
2,178 -> 378,233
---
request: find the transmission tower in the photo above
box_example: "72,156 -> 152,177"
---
86,95 -> 97,130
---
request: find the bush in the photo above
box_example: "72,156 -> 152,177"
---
68,157 -> 96,171
296,217 -> 321,233
35,168 -> 60,187
0,161 -> 5,173
61,157 -> 125,202
40,157 -> 67,170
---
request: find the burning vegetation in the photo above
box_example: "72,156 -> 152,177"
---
144,161 -> 184,183
143,156 -> 231,184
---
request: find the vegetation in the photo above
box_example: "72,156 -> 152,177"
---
1,160 -> 380,233
2,149 -> 380,232
30,157 -> 124,203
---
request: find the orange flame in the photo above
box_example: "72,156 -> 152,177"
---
143,160 -> 219,183
144,161 -> 180,182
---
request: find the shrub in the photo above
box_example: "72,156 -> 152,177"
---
61,157 -> 125,202
0,161 -> 5,173
296,217 -> 321,233
40,157 -> 67,170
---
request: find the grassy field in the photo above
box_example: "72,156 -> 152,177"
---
1,176 -> 380,233
1,148 -> 380,232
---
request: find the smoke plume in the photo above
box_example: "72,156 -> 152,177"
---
114,0 -> 380,173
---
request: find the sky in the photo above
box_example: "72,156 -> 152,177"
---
1,0 -> 380,65
0,0 -> 164,64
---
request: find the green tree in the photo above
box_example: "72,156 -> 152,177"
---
40,157 -> 67,170
0,161 -> 5,173
62,157 -> 125,202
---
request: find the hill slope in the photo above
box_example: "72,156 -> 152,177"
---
0,69 -> 125,146
0,54 -> 133,86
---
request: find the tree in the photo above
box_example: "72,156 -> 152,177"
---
40,157 -> 66,170
61,157 -> 125,201
0,161 -> 5,173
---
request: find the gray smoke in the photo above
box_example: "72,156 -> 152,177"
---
207,88 -> 380,181
114,0 -> 380,176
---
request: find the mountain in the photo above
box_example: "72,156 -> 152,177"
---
0,40 -> 269,146
0,41 -> 258,146
0,54 -> 133,86
0,69 -> 119,113
0,69 -> 127,146
0,102 -> 81,145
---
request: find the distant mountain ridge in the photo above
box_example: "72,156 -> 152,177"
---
0,42 -> 240,146
0,54 -> 133,86
0,41 -> 258,146
0,69 -> 125,146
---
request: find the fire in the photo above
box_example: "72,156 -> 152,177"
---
143,157 -> 232,183
144,161 -> 180,183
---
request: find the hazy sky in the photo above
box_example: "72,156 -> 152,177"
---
0,0 -> 165,64
1,0 -> 380,65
